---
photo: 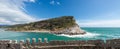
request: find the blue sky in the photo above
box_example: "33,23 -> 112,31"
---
0,0 -> 120,27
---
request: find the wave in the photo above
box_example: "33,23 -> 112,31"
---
57,32 -> 101,38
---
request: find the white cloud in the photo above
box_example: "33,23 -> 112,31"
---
50,0 -> 55,5
56,2 -> 61,5
50,0 -> 61,5
0,0 -> 37,25
29,0 -> 36,3
77,20 -> 120,27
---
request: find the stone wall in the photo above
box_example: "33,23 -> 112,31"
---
0,38 -> 120,49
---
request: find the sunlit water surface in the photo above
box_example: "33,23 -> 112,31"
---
0,27 -> 120,42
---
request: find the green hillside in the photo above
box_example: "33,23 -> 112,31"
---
7,16 -> 77,31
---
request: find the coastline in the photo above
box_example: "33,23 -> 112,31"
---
7,30 -> 51,33
5,30 -> 86,35
5,25 -> 86,35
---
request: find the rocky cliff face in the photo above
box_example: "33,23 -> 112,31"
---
51,25 -> 86,35
7,16 -> 86,35
65,25 -> 85,35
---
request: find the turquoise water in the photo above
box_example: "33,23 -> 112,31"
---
0,27 -> 120,42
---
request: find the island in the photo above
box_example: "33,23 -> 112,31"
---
6,16 -> 86,35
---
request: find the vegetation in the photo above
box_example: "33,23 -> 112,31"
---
7,16 -> 77,31
0,25 -> 9,28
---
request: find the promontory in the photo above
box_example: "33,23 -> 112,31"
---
6,16 -> 86,35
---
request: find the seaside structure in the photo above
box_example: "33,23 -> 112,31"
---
0,38 -> 120,49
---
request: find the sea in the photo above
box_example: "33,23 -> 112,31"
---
0,27 -> 120,42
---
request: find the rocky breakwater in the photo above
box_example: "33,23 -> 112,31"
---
6,16 -> 86,35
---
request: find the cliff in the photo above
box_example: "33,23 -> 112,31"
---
7,16 -> 86,35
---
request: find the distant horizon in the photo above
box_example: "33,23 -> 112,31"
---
1,15 -> 120,28
0,0 -> 120,27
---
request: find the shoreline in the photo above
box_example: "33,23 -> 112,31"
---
7,30 -> 50,33
7,30 -> 51,33
5,30 -> 86,35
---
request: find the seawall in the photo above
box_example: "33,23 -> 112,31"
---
0,38 -> 120,49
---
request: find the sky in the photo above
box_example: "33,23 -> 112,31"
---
0,0 -> 120,27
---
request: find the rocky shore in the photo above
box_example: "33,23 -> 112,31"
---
51,25 -> 86,35
7,25 -> 86,35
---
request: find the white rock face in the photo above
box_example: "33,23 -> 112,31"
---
53,25 -> 86,35
68,25 -> 85,34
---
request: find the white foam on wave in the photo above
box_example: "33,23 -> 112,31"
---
57,32 -> 101,38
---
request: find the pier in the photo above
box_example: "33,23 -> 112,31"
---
0,38 -> 120,49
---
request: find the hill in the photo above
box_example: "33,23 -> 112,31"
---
7,16 -> 86,35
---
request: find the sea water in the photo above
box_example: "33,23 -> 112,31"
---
0,27 -> 120,42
